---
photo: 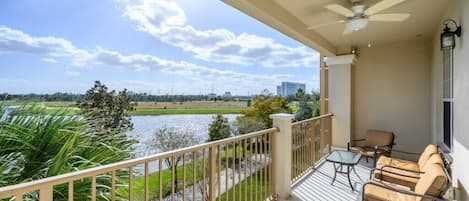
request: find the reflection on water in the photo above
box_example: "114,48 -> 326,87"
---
128,114 -> 238,158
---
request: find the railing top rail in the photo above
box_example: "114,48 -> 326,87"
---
0,127 -> 278,198
291,113 -> 333,126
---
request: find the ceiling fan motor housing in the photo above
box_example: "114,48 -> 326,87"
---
351,5 -> 366,16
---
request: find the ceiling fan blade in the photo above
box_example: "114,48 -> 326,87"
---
342,28 -> 353,35
364,0 -> 406,16
369,13 -> 410,22
307,20 -> 345,30
325,4 -> 354,17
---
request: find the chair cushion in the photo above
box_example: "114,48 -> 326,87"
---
364,129 -> 395,147
422,154 -> 444,169
374,156 -> 420,188
350,146 -> 388,157
417,144 -> 438,169
364,181 -> 418,201
415,163 -> 448,197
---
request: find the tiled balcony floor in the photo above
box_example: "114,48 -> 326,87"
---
291,158 -> 373,201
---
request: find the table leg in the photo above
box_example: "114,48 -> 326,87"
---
331,162 -> 337,185
347,165 -> 354,191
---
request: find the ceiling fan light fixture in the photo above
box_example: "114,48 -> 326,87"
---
346,18 -> 368,31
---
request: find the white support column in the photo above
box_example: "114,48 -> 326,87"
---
270,113 -> 294,200
326,54 -> 357,148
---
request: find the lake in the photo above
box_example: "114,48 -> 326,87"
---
128,114 -> 239,158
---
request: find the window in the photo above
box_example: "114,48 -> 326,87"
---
442,49 -> 453,150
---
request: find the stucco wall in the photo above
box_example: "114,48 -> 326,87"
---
352,39 -> 432,159
431,0 -> 469,199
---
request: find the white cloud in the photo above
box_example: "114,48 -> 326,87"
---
0,26 -> 89,66
64,70 -> 80,77
0,26 -> 291,86
123,0 -> 318,68
88,48 -> 292,82
42,58 -> 57,63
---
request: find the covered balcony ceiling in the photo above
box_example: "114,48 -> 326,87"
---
223,0 -> 449,55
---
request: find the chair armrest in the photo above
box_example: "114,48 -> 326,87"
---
348,139 -> 366,151
350,138 -> 366,142
369,166 -> 422,180
362,181 -> 446,201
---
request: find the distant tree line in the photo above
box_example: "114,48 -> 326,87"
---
0,92 -> 253,102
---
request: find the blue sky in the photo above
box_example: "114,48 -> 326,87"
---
0,0 -> 319,95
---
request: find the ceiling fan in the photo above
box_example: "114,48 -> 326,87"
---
308,0 -> 410,35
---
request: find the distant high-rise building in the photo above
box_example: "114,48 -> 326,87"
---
223,91 -> 232,98
277,81 -> 306,96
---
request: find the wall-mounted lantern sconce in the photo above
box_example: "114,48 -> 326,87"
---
441,19 -> 462,50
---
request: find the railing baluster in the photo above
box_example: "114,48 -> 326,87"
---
255,136 -> 259,201
183,154 -> 186,201
218,145 -> 221,201
111,171 -> 116,201
68,181 -> 73,201
238,139 -> 242,200
224,144 -> 230,201
231,142 -> 235,201
15,194 -> 22,201
244,140 -> 247,201
250,137 -> 253,201
91,176 -> 96,201
225,144 -> 229,201
305,125 -> 308,171
264,133 -> 268,199
193,152 -> 196,201
129,166 -> 134,201
209,146 -> 216,201
39,186 -> 52,201
202,149 -> 206,200
311,120 -> 316,165
145,162 -> 149,201
260,136 -> 264,199
159,159 -> 163,201
269,132 -> 273,200
171,156 -> 175,201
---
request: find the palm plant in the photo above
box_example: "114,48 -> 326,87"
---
0,105 -> 136,200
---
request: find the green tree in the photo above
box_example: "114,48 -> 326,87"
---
231,117 -> 266,135
146,126 -> 200,187
208,114 -> 231,142
295,88 -> 305,100
79,81 -> 135,131
240,94 -> 291,127
294,88 -> 313,121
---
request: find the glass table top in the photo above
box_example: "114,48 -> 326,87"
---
326,150 -> 362,165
